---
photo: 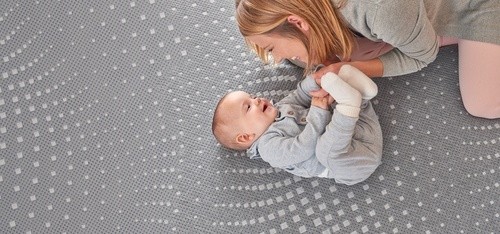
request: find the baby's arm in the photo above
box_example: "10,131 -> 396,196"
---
258,107 -> 331,168
278,75 -> 321,108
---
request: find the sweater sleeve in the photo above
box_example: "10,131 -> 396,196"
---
258,106 -> 331,168
371,0 -> 439,76
277,75 -> 320,107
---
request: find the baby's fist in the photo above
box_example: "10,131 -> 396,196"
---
311,96 -> 330,110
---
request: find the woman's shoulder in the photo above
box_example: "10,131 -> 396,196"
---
343,0 -> 418,12
341,0 -> 421,37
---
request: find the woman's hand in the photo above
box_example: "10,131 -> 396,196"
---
309,62 -> 347,100
312,62 -> 347,81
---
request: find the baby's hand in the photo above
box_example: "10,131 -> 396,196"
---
311,96 -> 331,110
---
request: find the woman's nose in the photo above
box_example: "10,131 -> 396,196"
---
271,52 -> 283,64
273,55 -> 283,64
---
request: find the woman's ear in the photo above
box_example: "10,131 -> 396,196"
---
287,15 -> 309,32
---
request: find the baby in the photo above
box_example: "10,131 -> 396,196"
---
212,65 -> 383,185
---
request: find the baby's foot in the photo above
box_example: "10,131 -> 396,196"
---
321,72 -> 361,118
338,65 -> 378,100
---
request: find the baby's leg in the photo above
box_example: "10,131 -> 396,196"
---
315,101 -> 383,185
317,69 -> 382,185
458,40 -> 500,119
337,65 -> 378,100
321,72 -> 362,118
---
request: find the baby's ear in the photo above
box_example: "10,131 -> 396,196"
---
235,133 -> 256,146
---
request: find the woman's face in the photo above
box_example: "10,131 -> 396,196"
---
246,33 -> 310,65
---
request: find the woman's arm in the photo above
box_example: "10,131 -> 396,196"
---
329,0 -> 439,77
316,59 -> 384,79
369,0 -> 439,76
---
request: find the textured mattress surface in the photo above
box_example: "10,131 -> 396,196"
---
0,1 -> 499,233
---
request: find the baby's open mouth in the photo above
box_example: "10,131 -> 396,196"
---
263,103 -> 268,111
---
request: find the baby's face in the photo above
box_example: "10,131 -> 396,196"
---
221,91 -> 278,141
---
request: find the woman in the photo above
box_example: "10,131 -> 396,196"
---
235,0 -> 500,119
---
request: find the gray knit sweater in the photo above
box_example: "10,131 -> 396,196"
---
337,0 -> 500,76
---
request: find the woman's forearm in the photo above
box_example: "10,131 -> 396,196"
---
348,58 -> 384,78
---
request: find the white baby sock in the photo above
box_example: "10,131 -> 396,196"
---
337,65 -> 378,100
321,72 -> 361,118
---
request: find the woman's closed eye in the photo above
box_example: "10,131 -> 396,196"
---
262,46 -> 272,53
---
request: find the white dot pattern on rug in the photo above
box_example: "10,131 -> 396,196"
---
0,1 -> 498,233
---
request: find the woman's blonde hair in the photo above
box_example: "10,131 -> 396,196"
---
235,0 -> 353,73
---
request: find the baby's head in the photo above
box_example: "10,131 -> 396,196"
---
212,91 -> 278,150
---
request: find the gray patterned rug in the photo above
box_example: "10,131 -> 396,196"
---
1,1 -> 498,233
